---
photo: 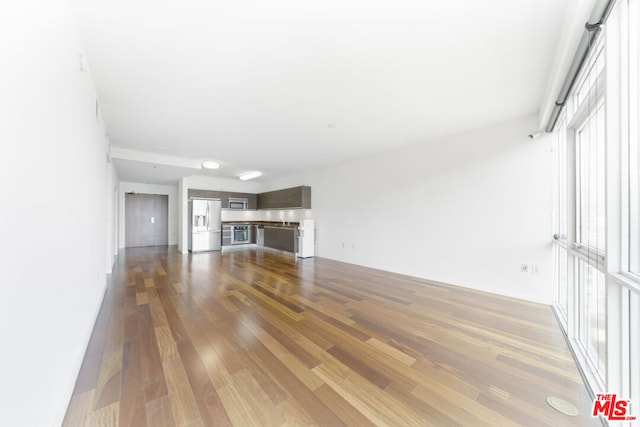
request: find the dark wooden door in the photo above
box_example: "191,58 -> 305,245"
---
125,193 -> 168,247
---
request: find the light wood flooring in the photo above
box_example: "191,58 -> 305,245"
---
63,246 -> 598,426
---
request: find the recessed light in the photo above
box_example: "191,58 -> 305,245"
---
202,160 -> 220,169
239,171 -> 262,181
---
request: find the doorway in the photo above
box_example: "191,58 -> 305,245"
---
124,193 -> 168,247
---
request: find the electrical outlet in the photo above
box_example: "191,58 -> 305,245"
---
521,264 -> 529,273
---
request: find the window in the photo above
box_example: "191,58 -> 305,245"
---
619,2 -> 640,408
553,114 -> 568,244
554,245 -> 568,320
552,114 -> 569,321
630,290 -> 640,409
571,38 -> 606,256
628,0 -> 640,275
551,32 -> 608,389
576,259 -> 607,380
552,0 -> 640,403
575,102 -> 606,254
572,36 -> 607,387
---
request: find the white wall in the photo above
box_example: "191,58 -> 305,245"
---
178,177 -> 189,252
118,182 -> 179,248
264,114 -> 554,303
0,1 -> 114,426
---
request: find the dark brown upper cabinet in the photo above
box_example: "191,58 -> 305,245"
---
188,189 -> 257,210
257,186 -> 311,210
188,186 -> 311,210
188,189 -> 222,200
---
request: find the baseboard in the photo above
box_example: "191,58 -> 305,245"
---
54,280 -> 108,426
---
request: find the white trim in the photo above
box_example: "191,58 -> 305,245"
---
55,282 -> 108,427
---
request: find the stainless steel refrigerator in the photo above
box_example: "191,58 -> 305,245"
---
188,198 -> 222,252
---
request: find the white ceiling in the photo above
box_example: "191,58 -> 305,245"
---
73,0 -> 568,184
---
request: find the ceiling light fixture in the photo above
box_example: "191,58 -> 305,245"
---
202,160 -> 220,169
239,171 -> 262,181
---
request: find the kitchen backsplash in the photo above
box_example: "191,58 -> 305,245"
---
221,209 -> 313,223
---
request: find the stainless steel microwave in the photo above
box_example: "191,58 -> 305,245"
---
228,198 -> 249,209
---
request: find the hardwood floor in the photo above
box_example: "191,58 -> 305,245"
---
64,246 -> 598,426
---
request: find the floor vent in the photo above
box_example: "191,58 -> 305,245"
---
546,396 -> 579,416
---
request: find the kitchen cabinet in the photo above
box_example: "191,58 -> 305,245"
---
188,189 -> 257,210
222,224 -> 232,246
257,186 -> 311,210
263,226 -> 297,253
188,189 -> 223,200
189,186 -> 310,210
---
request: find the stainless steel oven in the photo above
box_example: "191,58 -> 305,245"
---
231,225 -> 250,244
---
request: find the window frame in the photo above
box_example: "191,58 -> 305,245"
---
625,0 -> 640,278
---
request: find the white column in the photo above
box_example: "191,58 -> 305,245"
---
178,177 -> 189,253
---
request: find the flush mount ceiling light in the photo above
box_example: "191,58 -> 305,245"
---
239,171 -> 262,181
201,160 -> 220,170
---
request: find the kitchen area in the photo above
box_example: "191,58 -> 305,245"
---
188,185 -> 314,258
